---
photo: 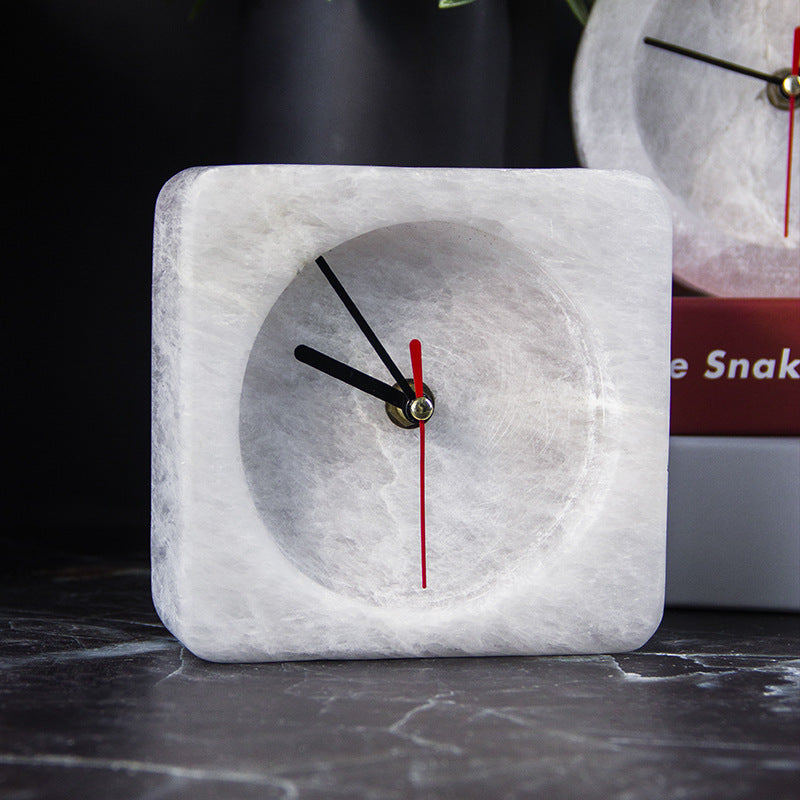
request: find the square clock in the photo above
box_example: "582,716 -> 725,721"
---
151,165 -> 672,662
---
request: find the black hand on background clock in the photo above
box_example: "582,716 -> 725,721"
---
315,256 -> 416,403
294,345 -> 409,409
643,36 -> 784,87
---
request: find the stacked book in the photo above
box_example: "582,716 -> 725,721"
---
667,297 -> 800,610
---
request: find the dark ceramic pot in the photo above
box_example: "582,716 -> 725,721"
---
237,0 -> 523,166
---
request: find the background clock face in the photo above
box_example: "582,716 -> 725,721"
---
572,0 -> 799,296
635,1 -> 793,250
239,221 -> 607,607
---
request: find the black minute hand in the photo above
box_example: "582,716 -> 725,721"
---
315,255 -> 416,403
294,345 -> 408,409
643,37 -> 783,86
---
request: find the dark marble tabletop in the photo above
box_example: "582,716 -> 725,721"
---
1,558 -> 798,799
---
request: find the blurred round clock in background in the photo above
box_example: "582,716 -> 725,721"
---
572,0 -> 799,296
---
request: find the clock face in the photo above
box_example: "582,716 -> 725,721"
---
572,0 -> 799,296
239,221 -> 606,607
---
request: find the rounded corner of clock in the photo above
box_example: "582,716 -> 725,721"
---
150,580 -> 181,644
149,582 -> 222,662
166,633 -> 226,664
630,172 -> 672,220
156,166 -> 208,205
621,600 -> 665,654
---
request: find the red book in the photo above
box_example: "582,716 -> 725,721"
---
670,298 -> 800,436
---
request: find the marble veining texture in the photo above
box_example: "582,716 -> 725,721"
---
572,0 -> 800,296
240,221 -> 607,607
151,165 -> 672,661
1,564 -> 799,799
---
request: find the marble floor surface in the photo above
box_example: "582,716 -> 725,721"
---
0,556 -> 798,799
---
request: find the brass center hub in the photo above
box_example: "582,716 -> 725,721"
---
409,396 -> 434,422
769,69 -> 800,110
783,73 -> 800,99
385,380 -> 435,429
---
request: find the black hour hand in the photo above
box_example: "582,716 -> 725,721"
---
294,345 -> 408,410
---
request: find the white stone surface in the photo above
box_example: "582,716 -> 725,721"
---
572,0 -> 799,297
151,165 -> 672,662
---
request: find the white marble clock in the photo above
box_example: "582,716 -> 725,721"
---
151,165 -> 672,662
572,0 -> 799,297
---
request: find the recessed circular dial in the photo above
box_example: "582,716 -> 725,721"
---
239,221 -> 607,608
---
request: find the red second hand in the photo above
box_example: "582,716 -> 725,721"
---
409,339 -> 426,589
784,26 -> 800,238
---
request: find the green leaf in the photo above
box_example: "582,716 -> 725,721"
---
188,0 -> 207,21
564,0 -> 594,26
438,0 -> 478,8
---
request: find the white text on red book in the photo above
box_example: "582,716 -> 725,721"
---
702,348 -> 799,380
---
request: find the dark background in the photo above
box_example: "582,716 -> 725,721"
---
7,0 -> 583,568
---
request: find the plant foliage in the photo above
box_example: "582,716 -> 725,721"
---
185,0 -> 595,26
